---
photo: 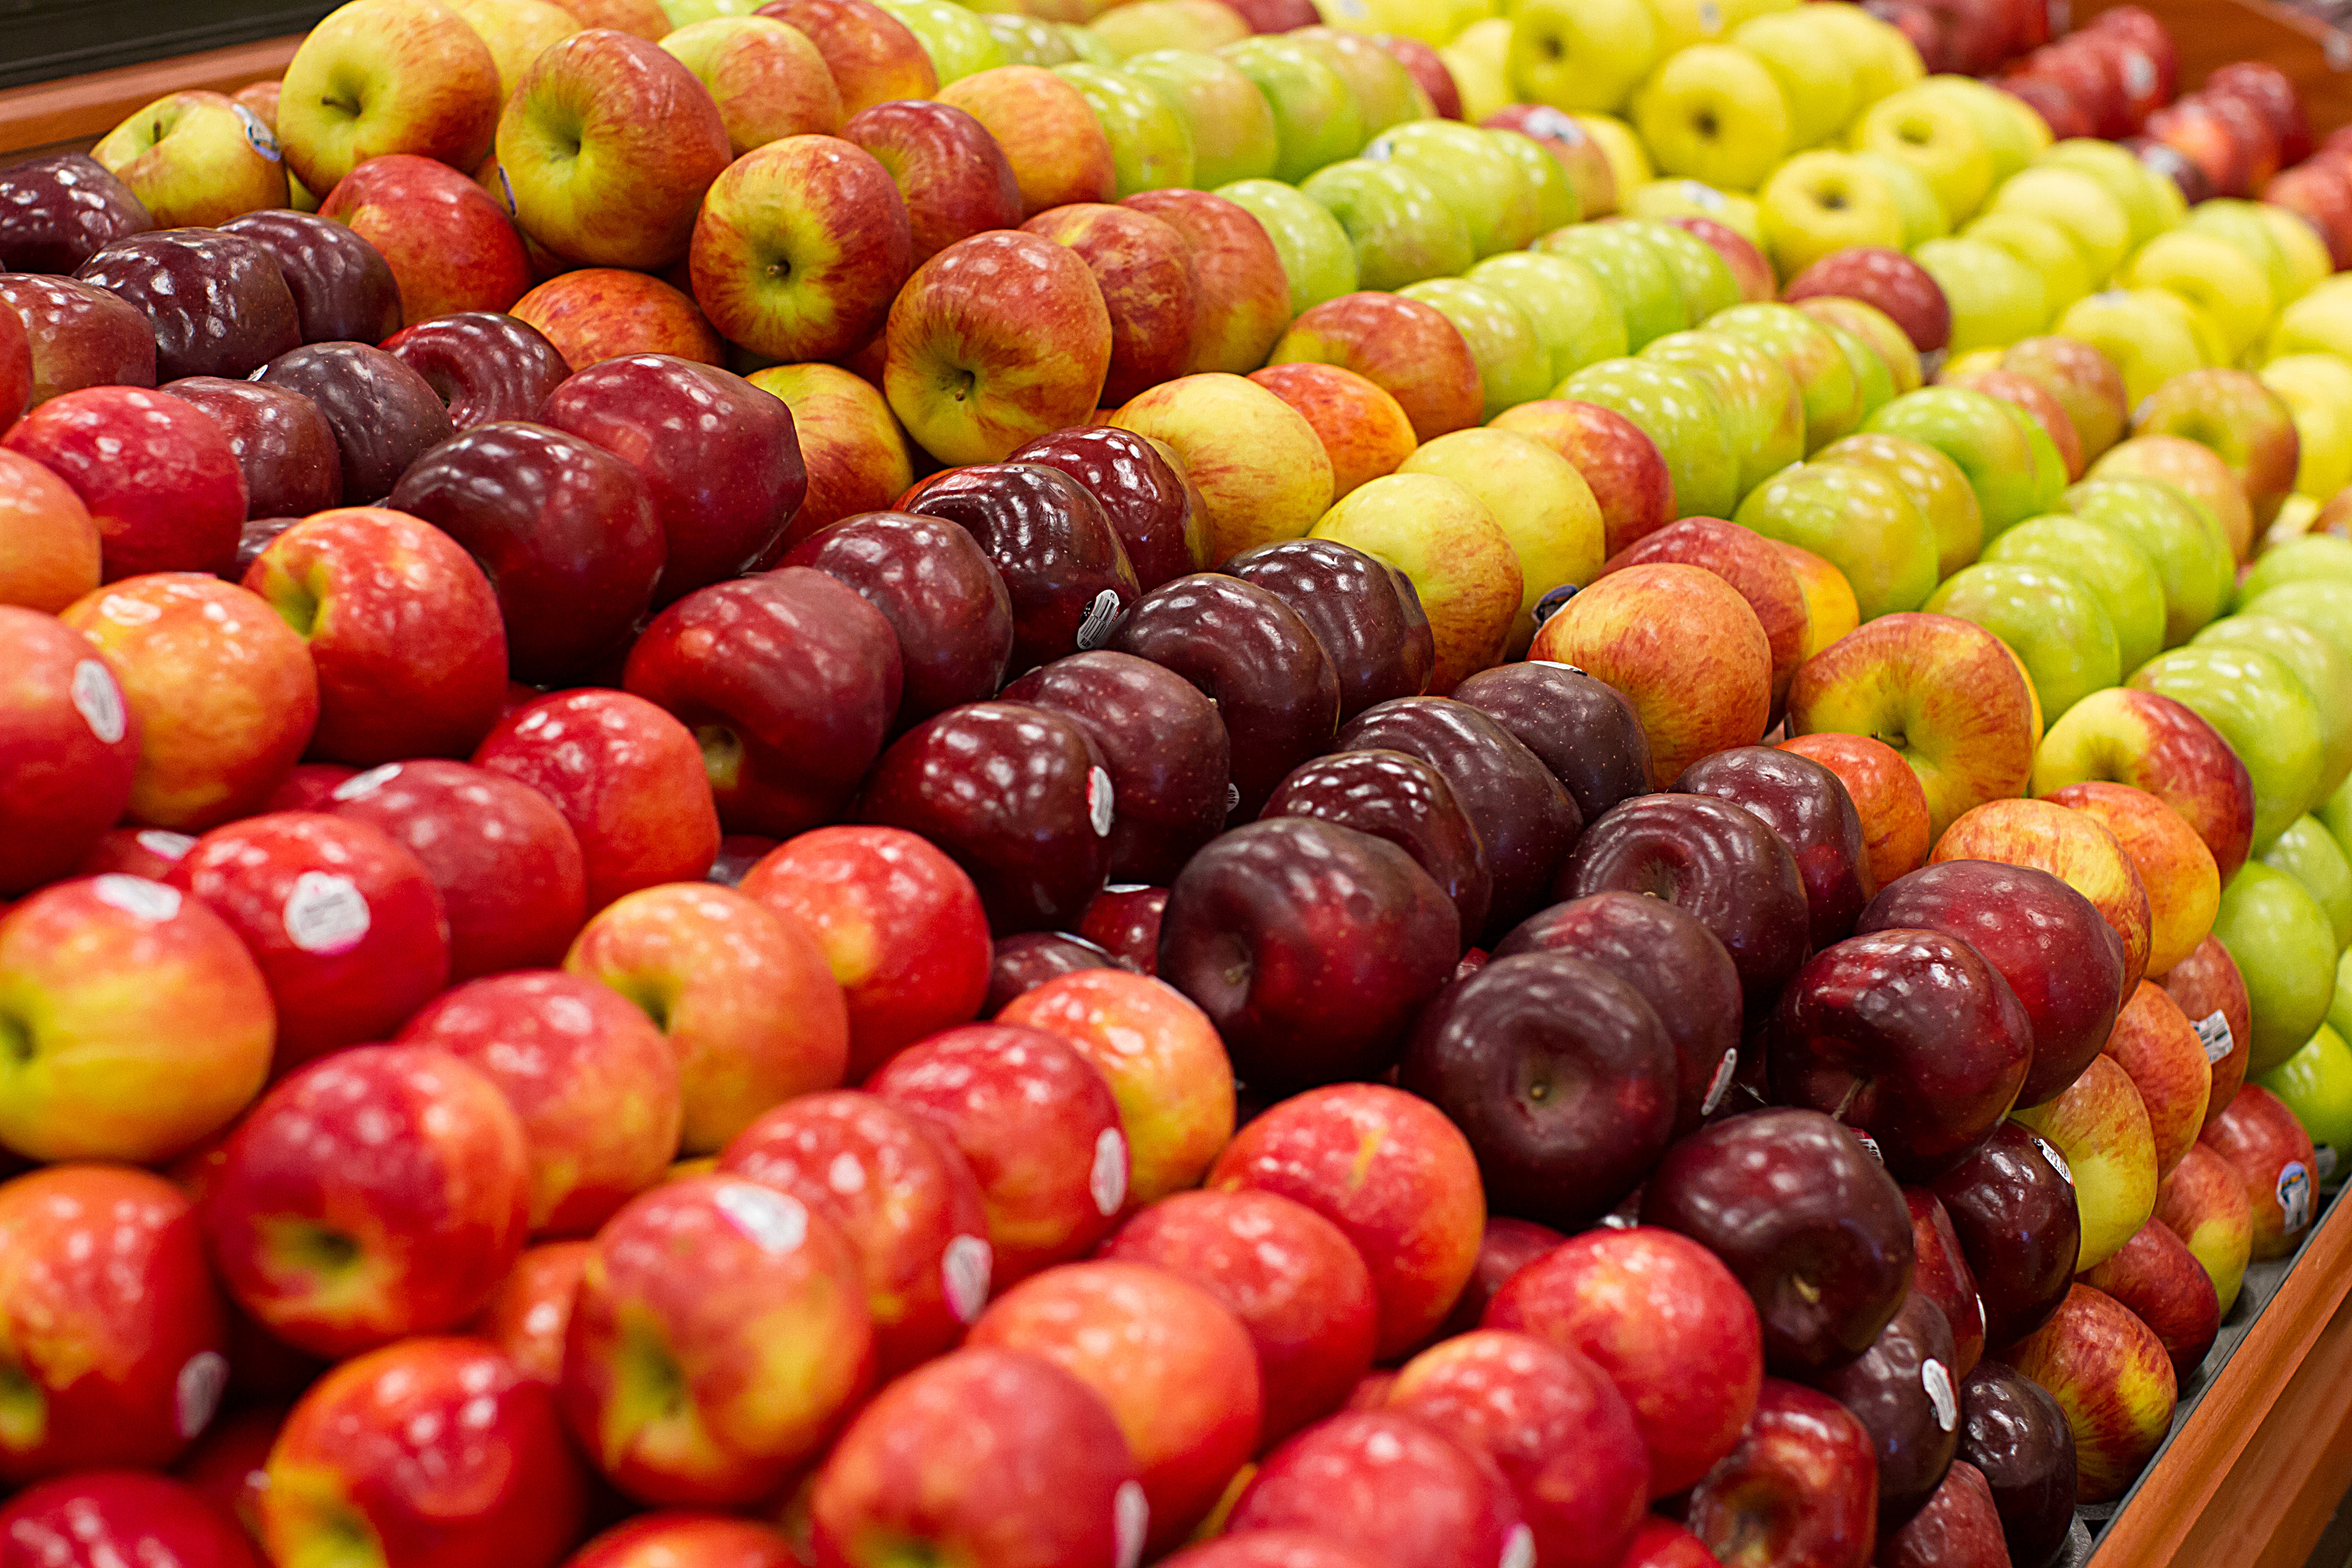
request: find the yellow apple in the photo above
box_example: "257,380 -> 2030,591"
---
1398,428 -> 1605,653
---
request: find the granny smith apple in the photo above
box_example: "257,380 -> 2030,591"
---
1399,277 -> 1550,420
1734,460 -> 1940,620
1537,222 -> 1686,348
2241,580 -> 2352,695
1054,62 -> 1194,195
1216,177 -> 1359,314
2194,615 -> 2352,802
1640,328 -> 1803,498
1812,429 -> 1983,577
1287,27 -> 1429,138
1984,513 -> 2167,674
1611,216 -> 1740,324
1926,561 -> 2121,720
1623,177 -> 1764,246
1363,118 -> 1540,258
1301,157 -> 1473,290
1219,35 -> 1363,184
2264,815 -> 2352,954
1466,251 -> 1628,385
2238,533 -> 2352,606
2132,644 -> 2327,852
2258,356 -> 2352,503
1558,355 -> 1737,518
2213,859 -> 2339,1074
2062,477 -> 2233,647
1864,385 -> 2062,538
1123,49 -> 1279,188
2256,1022 -> 2352,1181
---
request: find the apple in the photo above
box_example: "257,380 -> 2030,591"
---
2156,1140 -> 2253,1313
1464,252 -> 1628,388
782,511 -> 1014,721
1780,732 -> 1932,893
1122,187 -> 1292,376
1956,1360 -> 2079,1568
1487,397 -> 1676,557
0,1473 -> 264,1568
934,65 -> 1115,217
2200,1081 -> 2320,1260
1924,561 -> 2118,722
1228,1410 -> 1530,1568
1213,177 -> 1360,317
2164,933 -> 2253,1129
1269,290 -> 1483,445
1640,329 -> 1804,501
1120,51 -> 1279,191
1226,538 -> 1433,723
316,153 -> 535,326
511,267 -> 727,370
1537,224 -> 1687,352
691,135 -> 909,364
2091,434 -> 2253,564
1935,797 -> 2153,998
1216,35 -> 1363,186
1024,203 -> 1198,407
1757,151 -> 1908,281
278,0 -> 502,197
0,608 -> 137,894
473,689 -> 723,911
1298,158 -> 1472,292
0,448 -> 99,615
2032,685 -> 2254,884
1398,428 -> 1602,653
251,342 -> 455,509
1905,1187 -> 1987,1378
837,102 -> 1020,274
1054,60 -> 1197,197
0,274 -> 158,406
562,1174 -> 872,1505
1683,1379 -> 1882,1568
452,0 -> 582,104
1932,1121 -> 2081,1351
6,386 -> 246,581
663,16 -> 841,156
1995,1283 -> 2175,1503
2259,1019 -> 2352,1184
1735,459 -> 1939,623
754,0 -> 935,115
565,1515 -> 800,1568
2080,1217 -> 2220,1380
1982,514 -> 2165,679
2047,780 -> 2219,986
91,90 -> 287,229
2132,644 -> 2324,856
1808,430 -> 1982,582
1864,385 -> 2064,543
2133,367 -> 2300,530
0,152 -> 155,275
1630,44 -> 1794,196
158,376 -> 339,522
58,576 -> 317,833
1249,363 -> 1416,501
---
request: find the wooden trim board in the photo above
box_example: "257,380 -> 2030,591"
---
0,34 -> 300,157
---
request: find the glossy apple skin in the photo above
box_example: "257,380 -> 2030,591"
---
382,311 -> 573,429
2200,1083 -> 2318,1261
1004,651 -> 1232,886
1110,572 -> 1341,819
1929,1121 -> 2083,1350
75,229 -> 298,381
1102,1187 -> 1378,1446
784,511 -> 1014,727
0,1165 -> 225,1484
1227,1410 -> 1527,1568
564,1513 -> 800,1568
543,353 -> 807,604
0,608 -> 140,894
0,1472 -> 261,1568
985,931 -> 1123,1014
1011,426 -> 1210,593
867,1022 -> 1126,1284
718,1089 -> 990,1377
1956,1359 -> 2078,1568
2080,1216 -> 2220,1378
1684,1378 -> 1881,1568
1906,1187 -> 1988,1378
242,505 -> 507,765
1495,891 -> 1741,1137
473,688 -> 722,912
2163,933 -> 2252,1127
858,700 -> 1112,933
806,1347 -> 1141,1568
561,1175 -> 873,1508
1401,952 -> 1676,1229
1768,929 -> 2033,1181
169,811 -> 452,1071
202,1044 -> 529,1358
391,421 -> 665,683
1223,538 -> 1434,723
252,341 -> 453,504
1263,748 -> 1487,944
0,273 -> 158,405
260,1337 -> 585,1568
1561,792 -> 1811,1017
1678,745 -> 1872,950
219,209 -> 400,345
903,463 -> 1141,677
1643,1107 -> 1914,1375
842,98 -> 1023,267
326,758 -> 587,981
317,153 -> 534,326
737,825 -> 990,1080
0,152 -> 155,273
161,376 -> 340,520
1158,816 -> 1458,1091
1338,696 -> 1584,945
623,568 -> 903,838
1808,1289 -> 1959,1528
1451,662 -> 1652,828
6,387 -> 246,580
1876,1459 -> 2012,1568
1860,859 -> 2128,1110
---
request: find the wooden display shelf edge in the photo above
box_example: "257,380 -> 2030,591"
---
2090,1192 -> 2352,1568
0,34 -> 300,159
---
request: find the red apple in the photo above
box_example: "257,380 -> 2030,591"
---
1226,1410 -> 1529,1568
470,1239 -> 589,1384
381,310 -> 572,429
511,267 -> 726,371
0,606 -> 138,894
1684,1378 -> 1879,1568
2162,933 -> 2251,1127
1124,187 -> 1292,376
842,99 -> 1022,267
1994,1283 -> 2176,1503
2080,1216 -> 2219,1378
2198,1083 -> 2318,1260
4,387 -> 246,580
1270,291 -> 1483,442
0,1472 -> 261,1568
317,153 -> 534,326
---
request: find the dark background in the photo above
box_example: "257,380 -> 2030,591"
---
0,0 -> 335,90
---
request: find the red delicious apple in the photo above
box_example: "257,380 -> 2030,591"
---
988,931 -> 1118,1011
0,273 -> 158,405
1451,662 -> 1650,828
219,208 -> 400,345
1876,1459 -> 2012,1568
75,229 -> 298,380
1079,883 -> 1167,974
159,375 -> 340,521
0,606 -> 139,894
0,1472 -> 261,1568
1012,425 -> 1211,594
382,310 -> 572,428
1679,744 -> 1873,948
0,151 -> 155,273
783,510 -> 1013,724
1265,747 -> 1490,942
1905,1188 -> 1988,1378
561,1174 -> 874,1505
473,688 -> 722,912
1930,1121 -> 2082,1350
203,1043 -> 529,1357
0,1164 -> 225,1483
1225,538 -> 1434,723
252,340 -> 453,505
1212,1082 -> 1484,1361
260,1337 -> 585,1568
5,386 -> 246,579
718,1089 -> 989,1375
1227,1410 -> 1529,1568
318,153 -> 534,325
806,1346 -> 1144,1568
1808,1290 -> 1959,1528
1956,1360 -> 2077,1568
842,99 -> 1023,267
1685,1378 -> 1879,1568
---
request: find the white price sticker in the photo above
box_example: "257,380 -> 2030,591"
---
941,1233 -> 992,1325
2033,1135 -> 2073,1186
1075,588 -> 1121,650
1923,1357 -> 1957,1433
1090,1127 -> 1129,1217
2279,1161 -> 2314,1234
2194,1010 -> 2234,1065
1702,1048 -> 1738,1116
93,874 -> 180,923
1500,1525 -> 1537,1568
70,659 -> 125,744
282,871 -> 370,955
1086,768 -> 1116,838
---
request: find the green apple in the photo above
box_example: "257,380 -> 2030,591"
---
1536,223 -> 1686,349
2055,290 -> 2207,408
2121,228 -> 2274,364
1057,24 -> 1120,66
1123,49 -> 1280,189
1793,296 -> 1922,396
1729,10 -> 1857,150
1917,74 -> 2038,181
1053,62 -> 1194,195
2324,774 -> 2352,859
1912,236 -> 2049,355
1851,148 -> 1949,248
1640,328 -> 1805,497
1984,513 -> 2167,673
1734,460 -> 1939,620
2185,198 -> 2296,312
2133,644 -> 2327,852
1301,157 -> 1473,290
660,0 -> 760,23
2256,1023 -> 2352,1179
2138,284 -> 2230,367
1865,385 -> 2062,538
2213,860 -> 2339,1074
1926,561 -> 2120,719
1466,251 -> 1628,385
875,0 -> 1004,83
1558,356 -> 1740,519
1707,301 -> 1864,452
2194,615 -> 2352,801
2062,477 -> 2233,647
2239,532 -> 2352,606
982,14 -> 1075,66
1812,430 -> 1982,577
2259,356 -> 2352,503
2264,815 -> 2352,953
2240,580 -> 2352,688
2033,137 -> 2171,251
1613,217 -> 1740,326
1623,178 -> 1764,246
1288,27 -> 1430,137
1817,317 -> 1895,423
1988,164 -> 2132,282
1216,177 -> 1359,316
1399,277 -> 1550,420
1443,17 -> 1513,124
1085,1 -> 1248,57
2333,948 -> 2352,1042
1363,119 -> 1540,258
1631,44 -> 1793,195
1219,36 -> 1363,184
1507,0 -> 1659,113
1962,211 -> 2091,317
1755,150 -> 1906,279
1486,127 -> 1581,235
2263,203 -> 2334,302
1855,86 -> 1994,225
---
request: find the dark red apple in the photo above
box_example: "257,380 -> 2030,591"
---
1677,745 -> 1872,950
0,273 -> 158,404
382,311 -> 573,429
1224,538 -> 1434,721
0,152 -> 155,274
1877,1458 -> 2014,1568
253,340 -> 455,505
159,376 -> 341,520
1431,1216 -> 1565,1342
1956,1360 -> 2078,1568
1451,662 -> 1652,827
1905,1187 -> 1988,1378
220,209 -> 402,345
903,462 -> 1140,676
1779,246 -> 1953,355
1263,747 -> 1490,944
784,510 -> 1013,724
984,930 -> 1125,1013
1011,426 -> 1210,594
1929,1122 -> 2081,1350
1808,1289 -> 1959,1528
75,228 -> 299,380
1078,884 -> 1167,975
